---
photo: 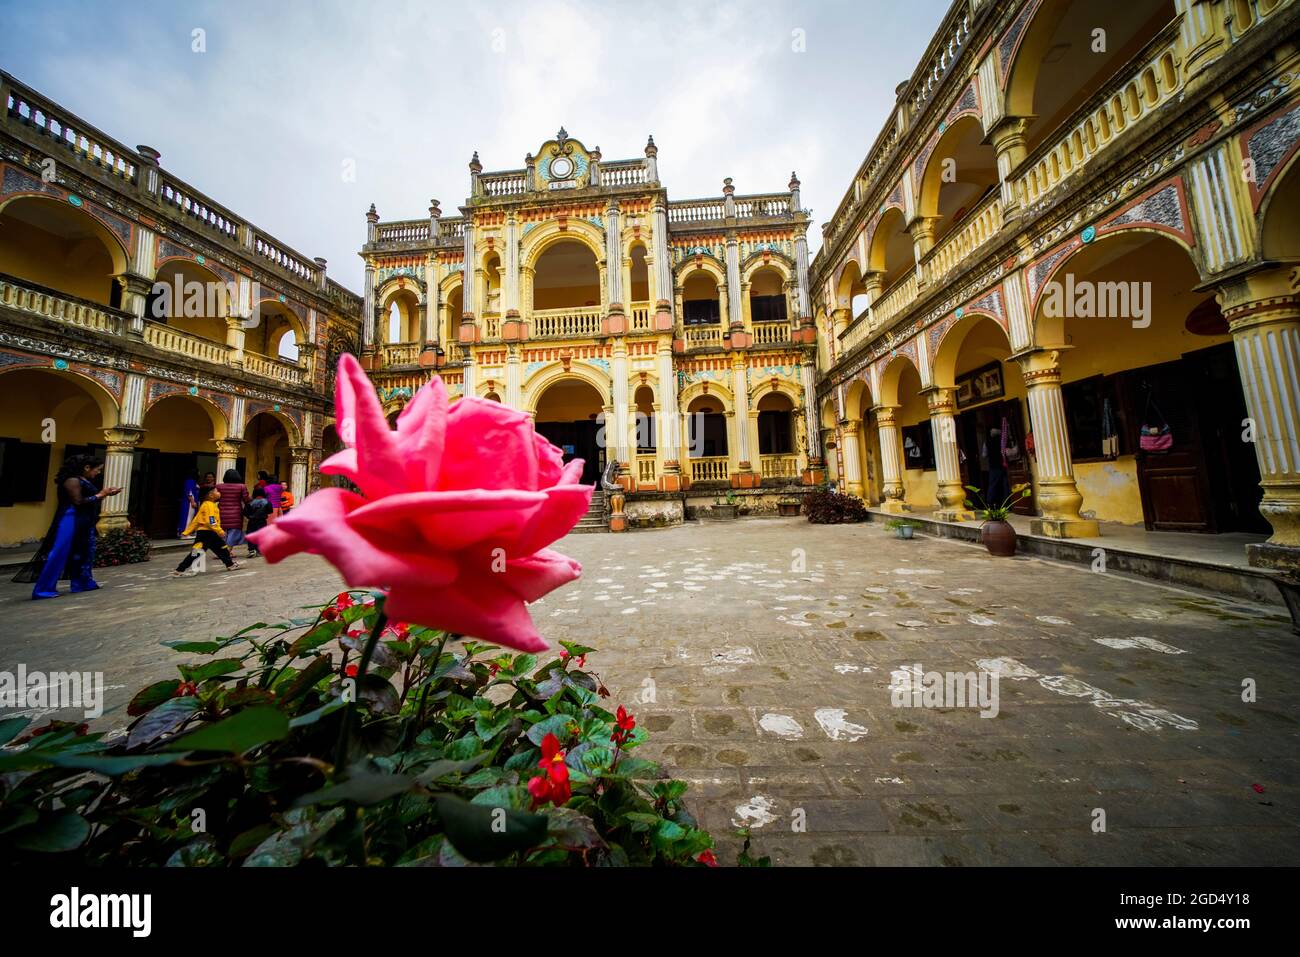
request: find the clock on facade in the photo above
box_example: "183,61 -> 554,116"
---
549,155 -> 574,179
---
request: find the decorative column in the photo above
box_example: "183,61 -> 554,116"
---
505,345 -> 523,410
988,117 -> 1029,220
908,216 -> 941,285
611,341 -> 631,488
225,316 -> 246,368
459,217 -> 478,344
120,275 -> 152,338
925,387 -> 967,520
98,427 -> 143,531
875,406 -> 908,513
1218,267 -> 1300,573
363,206 -> 379,364
840,420 -> 864,498
1016,348 -> 1099,537
652,198 -> 674,330
644,135 -> 659,183
289,447 -> 312,504
214,439 -> 244,481
801,359 -> 824,484
657,343 -> 681,490
731,356 -> 756,486
604,200 -> 626,335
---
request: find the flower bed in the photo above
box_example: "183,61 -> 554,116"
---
94,525 -> 151,567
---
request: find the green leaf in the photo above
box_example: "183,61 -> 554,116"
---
559,641 -> 597,657
526,713 -> 575,746
469,785 -> 531,811
287,621 -> 343,656
127,679 -> 180,717
11,811 -> 91,852
288,698 -> 347,728
166,706 -> 289,754
277,655 -> 335,705
296,767 -> 414,807
474,711 -> 511,742
161,639 -> 225,654
545,807 -> 606,849
45,751 -> 189,776
435,793 -> 548,863
414,752 -> 491,785
126,697 -> 200,750
178,658 -> 245,684
0,716 -> 31,747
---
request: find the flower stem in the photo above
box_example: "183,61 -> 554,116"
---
332,598 -> 387,775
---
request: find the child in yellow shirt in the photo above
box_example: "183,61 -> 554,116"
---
173,486 -> 242,576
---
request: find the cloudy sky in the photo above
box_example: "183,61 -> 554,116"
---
1,0 -> 950,293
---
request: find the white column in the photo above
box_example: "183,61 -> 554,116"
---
612,343 -> 630,472
725,236 -> 742,329
876,406 -> 906,513
605,201 -> 622,310
801,360 -> 820,462
840,421 -> 863,497
732,358 -> 750,469
653,200 -> 674,325
504,215 -> 520,317
362,263 -> 376,348
1018,350 -> 1099,537
98,428 -> 143,530
926,388 -> 965,517
505,346 -> 523,409
462,222 -> 477,317
290,447 -> 311,504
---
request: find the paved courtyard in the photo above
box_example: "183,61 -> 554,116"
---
2,519 -> 1298,866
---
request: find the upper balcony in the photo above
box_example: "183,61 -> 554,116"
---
2,72 -> 350,308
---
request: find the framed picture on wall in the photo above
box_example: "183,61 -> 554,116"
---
957,361 -> 1004,407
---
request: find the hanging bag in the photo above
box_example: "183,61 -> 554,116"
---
1002,414 -> 1022,464
1139,388 -> 1172,453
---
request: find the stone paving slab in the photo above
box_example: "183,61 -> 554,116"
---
1,518 -> 1298,866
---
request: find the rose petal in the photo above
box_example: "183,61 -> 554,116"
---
346,489 -> 548,552
336,354 -> 409,499
513,484 -> 595,556
440,397 -> 540,491
501,548 -> 582,602
395,375 -> 448,488
384,573 -> 549,652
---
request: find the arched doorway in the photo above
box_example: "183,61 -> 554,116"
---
686,393 -> 729,484
532,239 -> 600,311
148,259 -> 232,343
0,368 -> 118,545
533,378 -> 605,485
243,411 -> 292,491
138,394 -> 225,538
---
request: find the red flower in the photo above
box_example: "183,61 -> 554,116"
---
335,592 -> 356,609
322,607 -> 339,621
345,663 -> 359,678
488,662 -> 501,676
174,681 -> 198,698
528,732 -> 571,808
576,654 -> 586,668
696,849 -> 719,867
611,705 -> 636,746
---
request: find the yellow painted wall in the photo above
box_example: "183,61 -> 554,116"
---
245,415 -> 289,481
140,398 -> 217,453
1075,456 -> 1145,525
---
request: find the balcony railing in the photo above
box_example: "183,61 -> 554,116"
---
629,301 -> 653,332
683,324 -> 724,348
636,455 -> 657,485
872,272 -> 918,331
481,169 -> 529,198
376,220 -> 430,244
482,313 -> 501,339
530,305 -> 602,339
244,350 -> 306,385
760,454 -> 798,480
689,456 -> 730,483
668,200 -> 726,224
1014,19 -> 1183,208
381,341 -> 421,367
922,192 -> 1003,285
752,322 -> 792,347
602,161 -> 647,186
4,82 -> 138,183
143,320 -> 230,366
0,274 -> 128,335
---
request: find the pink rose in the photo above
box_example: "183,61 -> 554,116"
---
249,354 -> 592,652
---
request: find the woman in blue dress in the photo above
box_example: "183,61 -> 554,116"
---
12,454 -> 122,599
179,470 -> 200,538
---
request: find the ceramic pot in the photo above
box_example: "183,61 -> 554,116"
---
980,519 -> 1017,557
896,525 -> 914,539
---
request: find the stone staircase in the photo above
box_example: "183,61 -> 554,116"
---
572,493 -> 609,533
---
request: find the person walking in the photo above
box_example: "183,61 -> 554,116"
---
216,468 -> 252,556
14,453 -> 121,599
983,426 -> 1010,506
243,487 -> 272,558
264,474 -> 285,518
172,486 -> 241,576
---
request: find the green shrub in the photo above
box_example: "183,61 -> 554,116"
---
0,592 -> 718,867
94,526 -> 151,567
803,487 -> 869,524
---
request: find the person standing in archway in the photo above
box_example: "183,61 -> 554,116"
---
216,468 -> 252,556
14,454 -> 121,599
178,470 -> 200,538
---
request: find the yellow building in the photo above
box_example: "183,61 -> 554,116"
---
0,71 -> 361,546
811,0 -> 1300,575
360,128 -> 819,526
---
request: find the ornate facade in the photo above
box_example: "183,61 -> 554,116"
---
0,71 -> 361,545
810,0 -> 1300,573
360,128 -> 818,524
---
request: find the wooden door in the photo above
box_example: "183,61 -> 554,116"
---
1129,361 -> 1215,532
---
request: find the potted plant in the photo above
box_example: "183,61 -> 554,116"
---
885,517 -> 921,539
710,491 -> 739,521
963,484 -> 1031,556
777,497 -> 801,517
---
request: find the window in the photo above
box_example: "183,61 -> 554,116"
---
683,298 -> 720,325
750,295 -> 787,323
758,410 -> 793,455
900,423 -> 935,471
1061,376 -> 1119,460
0,438 -> 52,506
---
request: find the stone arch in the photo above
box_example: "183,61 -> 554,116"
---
680,379 -> 734,411
523,364 -> 611,413
520,220 -> 606,272
843,377 -> 873,421
242,406 -> 303,447
0,363 -> 121,428
748,375 -> 801,407
740,252 -> 794,284
0,194 -> 130,306
866,206 -> 913,287
932,313 -> 1014,388
676,257 -> 727,289
1258,146 -> 1300,261
916,113 -> 999,243
878,353 -> 921,407
144,390 -> 229,440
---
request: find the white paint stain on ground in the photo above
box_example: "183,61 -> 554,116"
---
875,776 -> 906,785
814,708 -> 869,742
712,647 -> 755,664
1036,615 -> 1072,626
834,663 -> 875,674
967,614 -> 997,627
898,620 -> 929,628
894,568 -> 942,575
758,713 -> 805,739
1037,674 -> 1198,731
976,657 -> 1040,680
1094,636 -> 1187,654
732,795 -> 778,829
